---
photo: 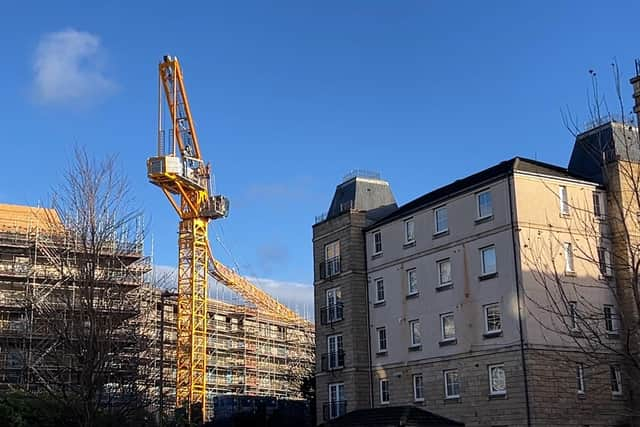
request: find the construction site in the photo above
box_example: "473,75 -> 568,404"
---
0,54 -> 315,426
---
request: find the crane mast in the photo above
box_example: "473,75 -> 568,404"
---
147,55 -> 311,422
148,55 -> 229,420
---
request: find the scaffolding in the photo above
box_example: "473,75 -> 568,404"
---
0,203 -> 155,407
0,203 -> 315,422
157,293 -> 315,421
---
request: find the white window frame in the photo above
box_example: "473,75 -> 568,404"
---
325,240 -> 340,259
404,218 -> 415,244
576,363 -> 585,394
560,185 -> 570,215
563,242 -> 574,273
413,374 -> 424,402
611,365 -> 622,395
440,312 -> 455,341
379,378 -> 390,404
477,189 -> 493,219
409,319 -> 421,347
604,305 -> 617,333
593,191 -> 606,219
437,258 -> 452,287
328,382 -> 345,419
327,334 -> 343,369
373,231 -> 383,255
484,303 -> 502,333
444,369 -> 460,399
480,245 -> 497,275
434,206 -> 448,234
374,278 -> 385,303
569,301 -> 578,331
324,240 -> 341,277
488,364 -> 507,396
377,326 -> 387,352
598,247 -> 613,277
326,287 -> 342,323
407,268 -> 418,295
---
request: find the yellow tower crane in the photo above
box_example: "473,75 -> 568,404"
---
147,55 -> 229,420
147,55 -> 311,421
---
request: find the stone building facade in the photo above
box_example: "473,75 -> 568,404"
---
313,133 -> 639,425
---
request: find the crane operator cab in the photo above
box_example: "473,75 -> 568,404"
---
147,154 -> 229,219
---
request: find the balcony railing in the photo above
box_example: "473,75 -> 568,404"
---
320,351 -> 345,371
320,302 -> 344,325
323,401 -> 347,420
319,256 -> 341,280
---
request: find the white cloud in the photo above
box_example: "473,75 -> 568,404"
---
149,265 -> 314,321
248,276 -> 314,321
32,29 -> 116,105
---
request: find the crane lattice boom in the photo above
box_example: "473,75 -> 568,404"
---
208,247 -> 310,325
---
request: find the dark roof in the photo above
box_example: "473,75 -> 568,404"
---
568,121 -> 640,184
366,156 -> 596,230
325,176 -> 397,222
321,406 -> 464,427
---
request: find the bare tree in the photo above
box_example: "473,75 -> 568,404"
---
521,62 -> 640,417
23,148 -> 157,426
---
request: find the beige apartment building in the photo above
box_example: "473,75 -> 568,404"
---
313,121 -> 639,426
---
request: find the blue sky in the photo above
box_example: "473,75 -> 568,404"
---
1,1 -> 639,312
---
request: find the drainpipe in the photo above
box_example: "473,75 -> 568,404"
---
507,174 -> 532,427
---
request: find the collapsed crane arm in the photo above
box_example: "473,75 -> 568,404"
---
207,246 -> 310,325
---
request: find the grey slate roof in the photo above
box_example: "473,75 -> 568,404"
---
568,121 -> 640,184
326,176 -> 397,222
366,156 -> 596,230
321,406 -> 464,427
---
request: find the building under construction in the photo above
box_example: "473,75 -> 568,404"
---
157,287 -> 314,421
0,203 -> 314,422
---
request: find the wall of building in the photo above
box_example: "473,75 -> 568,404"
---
363,176 -> 533,426
371,349 -> 527,426
313,211 -> 372,424
513,172 -> 620,348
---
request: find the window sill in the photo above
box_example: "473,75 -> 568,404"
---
408,345 -> 422,352
376,350 -> 388,357
403,241 -> 416,249
436,283 -> 453,292
373,300 -> 386,307
413,399 -> 425,405
560,213 -> 571,218
479,272 -> 498,281
443,396 -> 460,404
488,393 -> 507,400
406,292 -> 419,300
439,338 -> 457,347
433,230 -> 449,239
606,332 -> 620,339
380,401 -> 390,405
612,393 -> 624,400
577,392 -> 586,399
483,331 -> 503,339
371,252 -> 383,260
564,271 -> 576,277
475,215 -> 493,225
